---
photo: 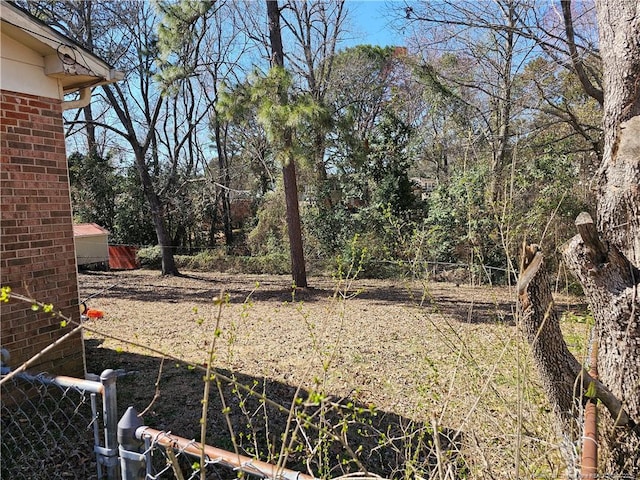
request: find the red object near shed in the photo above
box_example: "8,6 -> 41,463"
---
108,245 -> 139,270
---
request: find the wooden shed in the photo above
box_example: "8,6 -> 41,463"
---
73,223 -> 109,268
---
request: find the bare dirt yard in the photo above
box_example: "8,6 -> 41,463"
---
79,269 -> 589,479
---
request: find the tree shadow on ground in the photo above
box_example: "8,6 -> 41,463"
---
349,282 -> 517,325
85,338 -> 466,479
80,271 -> 522,326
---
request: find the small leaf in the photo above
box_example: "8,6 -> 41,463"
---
0,286 -> 11,302
60,320 -> 68,328
31,304 -> 40,311
585,381 -> 597,399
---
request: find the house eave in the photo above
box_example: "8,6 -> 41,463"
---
0,2 -> 123,94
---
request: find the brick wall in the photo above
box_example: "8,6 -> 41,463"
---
1,90 -> 84,376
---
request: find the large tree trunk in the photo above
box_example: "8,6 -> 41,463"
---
581,0 -> 640,471
266,0 -> 308,288
518,241 -> 636,476
135,151 -> 179,276
518,0 -> 640,475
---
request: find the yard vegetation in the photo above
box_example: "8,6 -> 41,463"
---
80,269 -> 590,478
13,0 -> 639,476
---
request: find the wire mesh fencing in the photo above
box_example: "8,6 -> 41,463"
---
4,362 -> 631,479
118,407 -> 317,480
0,369 -> 120,480
0,365 -> 315,480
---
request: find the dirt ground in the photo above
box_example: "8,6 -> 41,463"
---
79,269 -> 589,478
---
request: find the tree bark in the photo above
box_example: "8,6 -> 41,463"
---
561,213 -> 639,473
134,149 -> 179,276
520,2 -> 640,473
517,240 -> 637,476
582,0 -> 640,472
517,246 -> 582,476
266,0 -> 308,288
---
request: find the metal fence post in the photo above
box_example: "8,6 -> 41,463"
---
99,369 -> 121,479
118,407 -> 146,480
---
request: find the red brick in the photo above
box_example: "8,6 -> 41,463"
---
4,111 -> 30,121
27,99 -> 53,109
15,104 -> 40,114
7,140 -> 33,150
1,90 -> 81,376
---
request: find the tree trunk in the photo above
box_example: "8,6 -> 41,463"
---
518,1 -> 640,475
213,120 -> 233,247
517,247 -> 582,476
135,152 -> 179,276
489,1 -> 515,202
282,144 -> 307,287
266,0 -> 308,288
561,213 -> 639,473
101,77 -> 179,277
581,0 -> 640,471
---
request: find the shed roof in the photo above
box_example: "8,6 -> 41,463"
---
73,223 -> 109,238
0,1 -> 123,93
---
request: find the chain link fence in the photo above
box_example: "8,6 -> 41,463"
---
1,367 -> 315,480
1,369 -> 119,480
3,363 -> 636,479
118,407 -> 317,480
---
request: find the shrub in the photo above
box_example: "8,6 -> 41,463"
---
137,245 -> 162,268
171,249 -> 291,275
334,233 -> 402,279
237,253 -> 290,275
175,250 -> 232,271
246,190 -> 287,256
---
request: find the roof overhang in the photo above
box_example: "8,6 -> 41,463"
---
0,2 -> 123,94
73,223 -> 110,238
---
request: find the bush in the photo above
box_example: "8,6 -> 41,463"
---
171,249 -> 291,275
175,250 -> 232,271
247,190 -> 287,256
334,233 -> 403,279
236,253 -> 290,274
137,245 -> 162,268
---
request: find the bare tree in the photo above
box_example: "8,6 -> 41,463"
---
156,0 -> 252,248
404,0 -> 532,201
22,0 -> 180,275
97,2 -> 181,274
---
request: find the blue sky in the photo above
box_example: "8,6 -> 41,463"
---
343,1 -> 404,48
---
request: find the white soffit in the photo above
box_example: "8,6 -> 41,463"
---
0,2 -> 123,94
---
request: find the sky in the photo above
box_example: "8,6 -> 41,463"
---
342,1 -> 405,49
